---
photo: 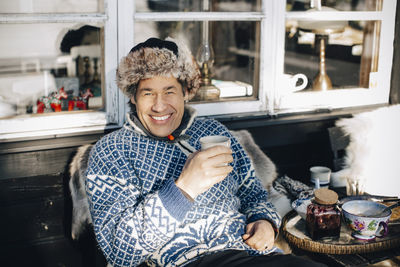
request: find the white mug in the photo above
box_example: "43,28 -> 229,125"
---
282,73 -> 308,93
200,135 -> 231,150
275,73 -> 308,108
310,166 -> 331,188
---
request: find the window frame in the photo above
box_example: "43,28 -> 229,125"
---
130,0 -> 397,116
0,0 -> 123,138
274,1 -> 397,113
0,0 -> 397,140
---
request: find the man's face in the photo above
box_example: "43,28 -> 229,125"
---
131,76 -> 187,137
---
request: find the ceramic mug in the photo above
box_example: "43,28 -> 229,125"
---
310,166 -> 331,188
200,135 -> 231,150
342,200 -> 391,240
275,73 -> 308,108
282,73 -> 308,93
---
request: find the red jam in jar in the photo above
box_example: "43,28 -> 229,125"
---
306,188 -> 341,240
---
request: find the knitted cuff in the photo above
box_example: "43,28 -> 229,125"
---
159,179 -> 193,222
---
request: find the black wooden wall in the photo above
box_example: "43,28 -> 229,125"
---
0,111 -> 353,267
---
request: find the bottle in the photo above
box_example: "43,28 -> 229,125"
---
306,188 -> 341,240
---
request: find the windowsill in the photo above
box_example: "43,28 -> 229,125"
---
0,111 -> 109,142
211,104 -> 386,128
0,103 -> 387,144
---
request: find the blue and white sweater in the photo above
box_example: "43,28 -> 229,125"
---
86,108 -> 281,267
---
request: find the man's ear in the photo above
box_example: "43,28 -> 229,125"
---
130,96 -> 136,105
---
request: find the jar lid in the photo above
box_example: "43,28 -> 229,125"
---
314,188 -> 338,205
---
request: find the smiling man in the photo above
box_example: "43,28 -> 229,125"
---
85,37 -> 325,267
133,76 -> 186,138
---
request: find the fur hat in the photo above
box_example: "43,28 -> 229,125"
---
116,37 -> 201,99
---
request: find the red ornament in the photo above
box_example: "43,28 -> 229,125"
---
81,88 -> 94,100
167,134 -> 175,141
68,100 -> 75,111
58,87 -> 68,100
37,101 -> 45,113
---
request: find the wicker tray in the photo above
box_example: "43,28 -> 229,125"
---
282,210 -> 400,254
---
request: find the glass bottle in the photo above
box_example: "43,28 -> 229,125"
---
306,188 -> 341,240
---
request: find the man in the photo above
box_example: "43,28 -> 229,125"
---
86,37 -> 325,267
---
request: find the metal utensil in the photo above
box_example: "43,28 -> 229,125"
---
375,202 -> 400,217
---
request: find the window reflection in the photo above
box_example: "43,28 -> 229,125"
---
284,18 -> 380,91
0,24 -> 104,118
0,0 -> 103,13
136,0 -> 261,12
286,0 -> 382,12
135,20 -> 259,102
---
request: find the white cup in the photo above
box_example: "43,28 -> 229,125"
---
275,73 -> 308,108
200,135 -> 231,150
282,73 -> 308,93
310,166 -> 331,188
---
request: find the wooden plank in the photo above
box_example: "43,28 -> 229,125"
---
0,133 -> 103,154
0,174 -> 63,205
0,235 -> 107,267
0,196 -> 65,243
0,147 -> 77,180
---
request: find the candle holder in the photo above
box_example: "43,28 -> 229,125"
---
298,6 -> 347,91
192,0 -> 220,102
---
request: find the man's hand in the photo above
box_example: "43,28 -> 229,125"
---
175,145 -> 233,198
242,220 -> 275,251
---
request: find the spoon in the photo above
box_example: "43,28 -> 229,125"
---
375,202 -> 400,217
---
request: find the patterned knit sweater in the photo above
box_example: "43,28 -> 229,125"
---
86,108 -> 282,267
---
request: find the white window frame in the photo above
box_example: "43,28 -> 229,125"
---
0,0 -> 123,140
274,1 -> 397,113
0,0 -> 397,140
129,2 -> 270,116
129,0 -> 397,117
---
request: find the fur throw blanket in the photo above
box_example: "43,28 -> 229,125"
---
336,105 -> 400,197
69,144 -> 93,240
68,130 -> 279,240
231,130 -> 277,189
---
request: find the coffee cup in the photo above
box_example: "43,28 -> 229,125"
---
342,200 -> 391,240
200,135 -> 231,150
282,73 -> 308,93
275,73 -> 308,108
310,166 -> 331,188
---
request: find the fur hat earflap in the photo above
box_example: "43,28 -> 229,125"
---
116,37 -> 201,99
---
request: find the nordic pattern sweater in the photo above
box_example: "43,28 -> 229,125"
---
86,111 -> 281,267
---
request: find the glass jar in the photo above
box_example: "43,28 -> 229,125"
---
306,188 -> 341,240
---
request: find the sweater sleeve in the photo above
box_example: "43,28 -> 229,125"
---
85,134 -> 193,267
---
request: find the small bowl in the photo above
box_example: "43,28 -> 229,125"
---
342,200 -> 392,240
292,198 -> 312,220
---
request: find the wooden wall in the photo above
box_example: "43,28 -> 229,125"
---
0,111 -> 353,267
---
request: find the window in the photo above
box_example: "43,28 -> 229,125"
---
0,0 -> 122,137
130,0 -> 266,116
0,0 -> 397,138
130,0 -> 396,116
277,0 -> 396,113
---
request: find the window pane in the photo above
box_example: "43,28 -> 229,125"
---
136,0 -> 261,12
0,0 -> 103,13
135,20 -> 260,102
286,0 -> 382,12
283,19 -> 380,92
0,23 -> 104,118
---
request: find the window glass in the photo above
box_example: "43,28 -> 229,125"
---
284,19 -> 380,91
136,0 -> 261,12
286,0 -> 382,12
134,20 -> 260,102
0,23 -> 104,119
0,0 -> 103,13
